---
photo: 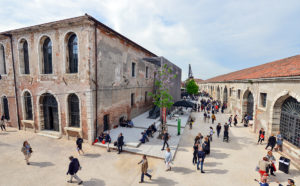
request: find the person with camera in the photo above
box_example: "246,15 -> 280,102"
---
21,141 -> 32,165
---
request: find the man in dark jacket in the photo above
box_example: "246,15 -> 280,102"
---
67,156 -> 83,185
117,133 -> 124,154
265,134 -> 276,151
197,147 -> 206,173
76,136 -> 84,155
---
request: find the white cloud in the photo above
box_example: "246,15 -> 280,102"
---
1,0 -> 300,80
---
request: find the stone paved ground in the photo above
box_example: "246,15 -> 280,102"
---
0,111 -> 299,186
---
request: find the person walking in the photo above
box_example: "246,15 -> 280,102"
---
234,115 -> 238,126
265,134 -> 276,151
138,155 -> 152,183
275,131 -> 283,152
266,151 -> 276,176
203,112 -> 207,123
223,123 -> 229,142
258,128 -> 265,145
258,157 -> 271,178
209,127 -> 214,142
255,178 -> 269,186
21,141 -> 32,165
228,115 -> 233,127
197,146 -> 206,173
161,130 -> 170,151
194,133 -> 202,145
165,147 -> 172,171
0,115 -> 6,131
117,133 -> 124,154
192,142 -> 199,165
216,123 -> 221,138
211,114 -> 216,124
105,131 -> 111,152
76,136 -> 84,155
67,156 -> 83,185
202,137 -> 210,155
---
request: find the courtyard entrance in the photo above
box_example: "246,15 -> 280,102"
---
40,93 -> 59,131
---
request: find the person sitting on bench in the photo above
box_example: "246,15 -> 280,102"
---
146,126 -> 153,138
150,123 -> 157,133
119,117 -> 128,127
98,132 -> 105,142
140,131 -> 149,143
127,119 -> 134,128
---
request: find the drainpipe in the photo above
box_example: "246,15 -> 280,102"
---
2,33 -> 21,130
94,24 -> 98,140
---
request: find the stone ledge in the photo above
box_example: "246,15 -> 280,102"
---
64,127 -> 83,139
21,120 -> 36,133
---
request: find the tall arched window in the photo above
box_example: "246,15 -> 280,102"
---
2,96 -> 9,120
67,34 -> 78,73
68,94 -> 80,127
42,38 -> 52,74
23,41 -> 30,74
0,44 -> 7,74
23,91 -> 33,120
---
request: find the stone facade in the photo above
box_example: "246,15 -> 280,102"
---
0,15 -> 181,143
200,77 -> 300,168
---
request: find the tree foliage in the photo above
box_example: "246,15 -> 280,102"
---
186,79 -> 199,95
148,64 -> 177,109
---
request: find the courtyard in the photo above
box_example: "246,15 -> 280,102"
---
0,110 -> 299,186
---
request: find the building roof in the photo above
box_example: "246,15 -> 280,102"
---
194,78 -> 204,84
0,14 -> 157,57
203,55 -> 300,83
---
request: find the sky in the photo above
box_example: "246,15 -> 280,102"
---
1,0 -> 300,80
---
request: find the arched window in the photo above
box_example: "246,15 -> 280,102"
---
42,38 -> 52,74
23,91 -> 33,120
2,96 -> 9,120
68,94 -> 80,127
0,44 -> 7,74
67,34 -> 78,73
23,41 -> 30,74
280,97 -> 300,147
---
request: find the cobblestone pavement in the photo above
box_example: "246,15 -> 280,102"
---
0,111 -> 299,186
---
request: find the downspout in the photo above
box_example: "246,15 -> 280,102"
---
3,33 -> 21,130
94,24 -> 98,140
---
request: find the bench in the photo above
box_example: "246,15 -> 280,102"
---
64,127 -> 82,140
21,120 -> 36,133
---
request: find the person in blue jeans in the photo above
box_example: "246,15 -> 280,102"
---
138,155 -> 152,183
197,146 -> 206,173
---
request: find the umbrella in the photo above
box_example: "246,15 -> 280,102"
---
173,100 -> 195,108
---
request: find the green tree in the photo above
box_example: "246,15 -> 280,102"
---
186,79 -> 199,95
148,64 -> 177,132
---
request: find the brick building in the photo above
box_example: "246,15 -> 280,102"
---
0,14 -> 181,143
199,55 -> 300,168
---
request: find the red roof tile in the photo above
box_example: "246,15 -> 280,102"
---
204,55 -> 300,83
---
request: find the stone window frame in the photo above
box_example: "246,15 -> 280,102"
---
63,31 -> 80,74
0,42 -> 7,75
18,38 -> 31,75
259,92 -> 267,110
66,93 -> 81,128
37,34 -> 54,75
21,89 -> 34,121
131,62 -> 136,78
145,66 -> 149,79
131,93 -> 135,107
237,89 -> 241,99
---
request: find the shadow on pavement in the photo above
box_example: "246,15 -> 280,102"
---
0,132 -> 8,135
146,176 -> 178,186
171,166 -> 194,174
204,168 -> 228,174
0,142 -> 11,146
205,161 -> 222,167
30,161 -> 55,168
83,178 -> 105,186
83,153 -> 101,158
